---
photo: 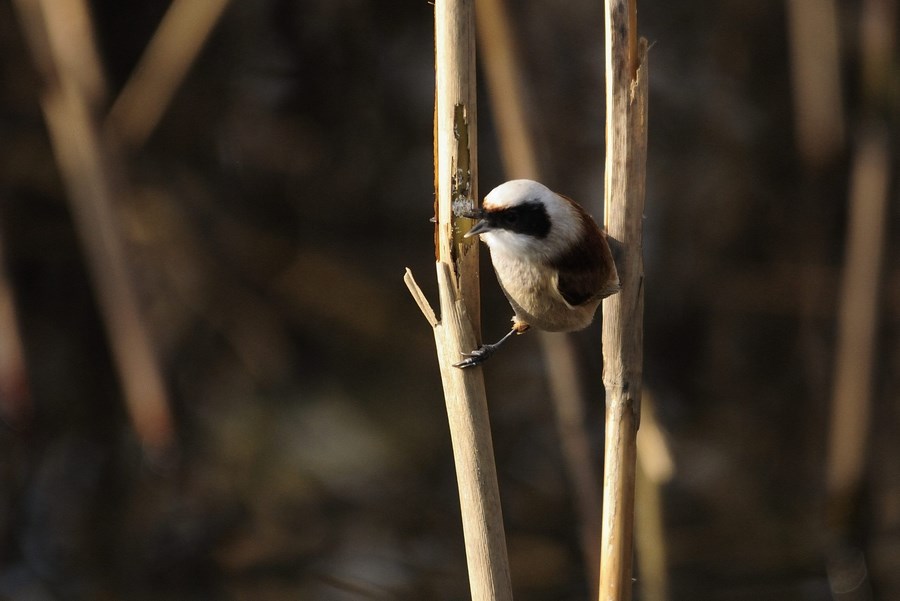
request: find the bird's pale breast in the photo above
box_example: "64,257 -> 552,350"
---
490,252 -> 599,332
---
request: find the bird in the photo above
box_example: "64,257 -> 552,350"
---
455,179 -> 620,368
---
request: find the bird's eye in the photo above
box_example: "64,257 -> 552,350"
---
502,212 -> 519,225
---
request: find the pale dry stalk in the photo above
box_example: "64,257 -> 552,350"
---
598,0 -> 648,598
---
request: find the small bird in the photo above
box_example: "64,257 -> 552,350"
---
455,179 -> 620,368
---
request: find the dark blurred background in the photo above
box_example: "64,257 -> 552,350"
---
0,0 -> 897,599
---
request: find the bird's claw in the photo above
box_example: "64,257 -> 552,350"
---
453,344 -> 497,369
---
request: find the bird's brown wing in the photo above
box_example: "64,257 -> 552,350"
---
557,267 -> 609,306
553,213 -> 619,306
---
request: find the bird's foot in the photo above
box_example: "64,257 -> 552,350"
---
453,325 -> 523,369
453,343 -> 501,369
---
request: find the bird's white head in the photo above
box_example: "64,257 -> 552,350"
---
464,179 -> 584,261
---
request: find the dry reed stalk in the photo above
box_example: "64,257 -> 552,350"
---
598,0 -> 648,598
404,0 -> 512,597
106,0 -> 232,151
475,0 -> 538,179
476,0 -> 604,592
822,130 -> 888,601
826,131 -> 889,516
0,243 -> 31,427
821,2 -> 894,596
786,0 -> 845,165
13,0 -> 174,452
634,393 -> 673,601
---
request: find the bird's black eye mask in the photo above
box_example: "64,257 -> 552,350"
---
486,200 -> 551,239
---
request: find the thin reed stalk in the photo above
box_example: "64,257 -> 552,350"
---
13,0 -> 175,453
634,393 -> 673,601
404,0 -> 512,597
786,0 -> 845,166
820,1 -> 894,596
0,243 -> 31,427
106,0 -> 232,151
598,0 -> 648,598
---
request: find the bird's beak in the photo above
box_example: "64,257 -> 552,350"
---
458,206 -> 490,238
463,218 -> 492,238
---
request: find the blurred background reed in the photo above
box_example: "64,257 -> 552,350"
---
0,0 -> 897,599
